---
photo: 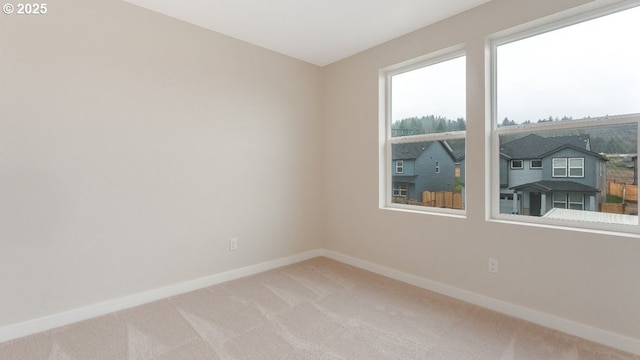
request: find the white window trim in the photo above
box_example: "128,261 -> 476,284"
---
568,158 -> 584,178
551,157 -> 584,178
379,45 -> 466,217
552,158 -> 568,178
511,160 -> 524,169
488,1 -> 640,235
568,193 -> 585,210
530,159 -> 543,169
553,193 -> 568,209
395,160 -> 404,174
393,183 -> 408,197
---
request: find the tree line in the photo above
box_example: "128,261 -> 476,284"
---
499,116 -> 575,126
393,115 -> 636,154
391,115 -> 465,136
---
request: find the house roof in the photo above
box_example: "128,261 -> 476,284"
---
538,144 -> 608,161
510,180 -> 599,193
445,139 -> 465,161
392,140 -> 463,162
392,142 -> 433,160
500,134 -> 595,159
392,175 -> 418,184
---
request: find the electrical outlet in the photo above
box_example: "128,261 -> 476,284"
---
229,238 -> 237,251
488,257 -> 499,274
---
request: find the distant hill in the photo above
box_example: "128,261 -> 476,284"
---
391,115 -> 465,137
393,115 -> 638,155
500,123 -> 637,155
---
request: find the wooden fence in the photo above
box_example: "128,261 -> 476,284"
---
600,202 -> 625,214
607,180 -> 638,202
422,191 -> 463,209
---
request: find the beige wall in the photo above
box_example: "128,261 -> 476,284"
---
323,0 -> 640,343
1,0 -> 639,349
0,0 -> 323,326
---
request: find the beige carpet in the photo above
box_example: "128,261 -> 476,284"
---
1,257 -> 638,360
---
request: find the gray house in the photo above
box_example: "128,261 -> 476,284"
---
391,141 -> 463,202
499,134 -> 608,216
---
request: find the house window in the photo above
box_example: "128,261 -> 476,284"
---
395,160 -> 404,174
393,183 -> 408,197
511,160 -> 523,169
530,159 -> 542,169
491,3 -> 640,231
553,193 -> 567,209
552,157 -> 584,177
553,193 -> 585,210
568,158 -> 584,177
381,47 -> 466,214
568,193 -> 584,210
552,158 -> 568,177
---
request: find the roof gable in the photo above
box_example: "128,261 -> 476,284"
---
510,180 -> 599,193
500,134 -> 592,159
392,142 -> 434,160
392,141 -> 463,162
538,143 -> 608,160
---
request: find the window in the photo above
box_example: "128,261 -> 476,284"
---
553,193 -> 585,210
552,158 -> 568,177
568,158 -> 584,178
511,160 -> 523,169
553,193 -> 567,209
568,193 -> 585,210
530,160 -> 542,169
381,47 -> 466,214
393,183 -> 408,197
395,160 -> 404,174
491,4 -> 640,232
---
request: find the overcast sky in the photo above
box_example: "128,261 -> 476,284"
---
392,5 -> 640,124
392,55 -> 466,122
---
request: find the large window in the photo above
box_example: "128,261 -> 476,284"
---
381,47 -> 466,214
491,4 -> 640,232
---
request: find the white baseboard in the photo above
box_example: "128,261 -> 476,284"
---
2,248 -> 638,356
322,250 -> 640,356
0,249 -> 323,344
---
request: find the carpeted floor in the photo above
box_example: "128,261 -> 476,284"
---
1,257 -> 638,360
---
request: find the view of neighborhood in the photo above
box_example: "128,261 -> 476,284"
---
391,114 -> 639,222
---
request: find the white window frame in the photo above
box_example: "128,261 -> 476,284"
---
393,183 -> 408,197
553,193 -> 568,209
379,45 -> 466,217
552,158 -> 568,177
511,160 -> 524,169
568,193 -> 585,210
568,158 -> 584,178
530,159 -> 543,169
488,2 -> 640,234
395,160 -> 404,174
551,157 -> 584,178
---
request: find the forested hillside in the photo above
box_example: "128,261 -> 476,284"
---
393,115 -> 637,154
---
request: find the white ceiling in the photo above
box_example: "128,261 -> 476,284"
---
122,0 -> 491,66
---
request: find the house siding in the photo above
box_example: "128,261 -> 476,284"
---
414,142 -> 457,194
508,160 -> 544,188
499,158 -> 509,188
543,148 -> 598,188
393,159 -> 416,176
392,141 -> 458,201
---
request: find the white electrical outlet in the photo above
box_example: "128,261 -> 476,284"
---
229,238 -> 238,251
488,257 -> 499,274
